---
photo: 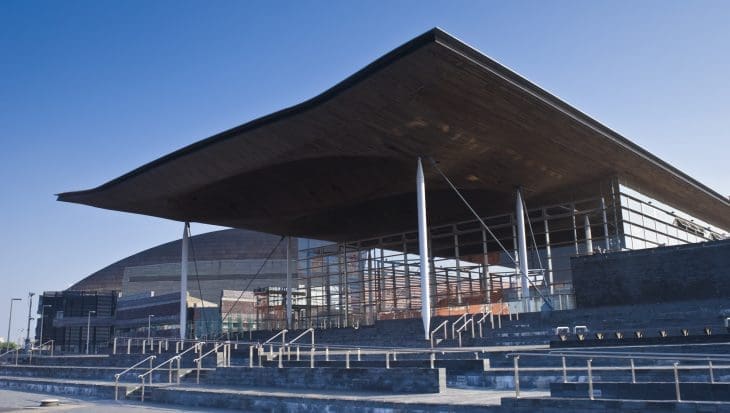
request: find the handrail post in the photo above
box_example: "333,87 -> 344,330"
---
196,359 -> 201,384
140,376 -> 145,403
142,339 -> 146,354
357,348 -> 361,361
325,346 -> 329,361
278,346 -> 283,368
310,347 -> 315,369
562,356 -> 567,383
127,339 -> 131,355
587,359 -> 593,400
513,356 -> 520,398
430,352 -> 435,369
708,360 -> 715,384
346,351 -> 350,369
385,352 -> 390,369
249,345 -> 254,368
296,345 -> 300,361
114,374 -> 119,400
113,337 -> 117,355
176,357 -> 181,384
630,359 -> 636,383
673,362 -> 681,402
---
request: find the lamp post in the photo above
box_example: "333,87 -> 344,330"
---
147,315 -> 155,340
25,292 -> 34,350
6,298 -> 21,351
39,304 -> 52,348
85,310 -> 96,354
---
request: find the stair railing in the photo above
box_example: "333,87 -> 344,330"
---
507,350 -> 730,401
430,320 -> 449,348
114,355 -> 156,400
138,341 -> 202,402
262,329 -> 288,358
192,342 -> 229,384
475,311 -> 492,337
455,317 -> 475,347
451,313 -> 469,339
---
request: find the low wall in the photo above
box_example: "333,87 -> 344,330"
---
572,239 -> 730,308
551,382 -> 730,402
204,367 -> 445,394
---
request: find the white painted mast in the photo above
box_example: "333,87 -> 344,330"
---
515,188 -> 530,311
180,222 -> 189,340
416,158 -> 431,340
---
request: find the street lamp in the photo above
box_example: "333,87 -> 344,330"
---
39,305 -> 52,348
25,292 -> 34,350
85,310 -> 96,354
147,315 -> 155,340
6,298 -> 21,351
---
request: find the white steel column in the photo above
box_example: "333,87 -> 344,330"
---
180,222 -> 189,340
286,236 -> 293,329
416,158 -> 431,340
601,197 -> 610,251
515,188 -> 530,306
584,215 -> 594,255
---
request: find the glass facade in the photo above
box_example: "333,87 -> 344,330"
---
246,181 -> 728,330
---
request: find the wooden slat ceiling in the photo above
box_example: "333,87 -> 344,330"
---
57,28 -> 730,241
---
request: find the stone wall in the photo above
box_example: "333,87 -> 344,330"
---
572,239 -> 730,308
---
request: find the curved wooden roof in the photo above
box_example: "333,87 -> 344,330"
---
58,28 -> 730,240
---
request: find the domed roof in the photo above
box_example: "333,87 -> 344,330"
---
67,229 -> 287,292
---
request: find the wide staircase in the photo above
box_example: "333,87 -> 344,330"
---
1,297 -> 729,411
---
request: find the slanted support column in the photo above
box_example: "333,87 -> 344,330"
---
584,215 -> 594,255
416,158 -> 431,340
601,197 -> 610,251
180,222 -> 190,340
515,188 -> 530,308
286,236 -> 293,329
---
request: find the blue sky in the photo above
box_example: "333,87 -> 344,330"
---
1,1 -> 728,343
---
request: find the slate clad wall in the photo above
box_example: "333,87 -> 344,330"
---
572,239 -> 730,308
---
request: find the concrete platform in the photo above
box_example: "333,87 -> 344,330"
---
153,385 -> 549,412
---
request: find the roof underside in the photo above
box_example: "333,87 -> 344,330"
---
58,28 -> 730,241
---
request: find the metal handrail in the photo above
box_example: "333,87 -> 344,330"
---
475,311 -> 492,337
192,342 -> 229,384
455,317 -> 475,347
506,350 -> 730,401
114,355 -> 156,400
451,313 -> 469,339
287,328 -> 314,347
263,329 -> 288,345
37,339 -> 55,356
137,341 -> 202,402
430,320 -> 449,348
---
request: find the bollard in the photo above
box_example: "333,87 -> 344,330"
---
587,359 -> 594,400
630,359 -> 636,383
673,362 -> 681,402
513,356 -> 520,398
562,356 -> 567,383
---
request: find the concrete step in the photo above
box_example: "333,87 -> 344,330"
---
551,381 -> 730,402
0,375 -> 137,400
501,396 -> 730,412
